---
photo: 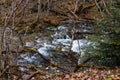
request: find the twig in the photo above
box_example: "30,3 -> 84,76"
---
67,22 -> 78,65
75,31 -> 96,35
94,0 -> 102,13
101,0 -> 112,16
25,70 -> 42,80
0,65 -> 10,77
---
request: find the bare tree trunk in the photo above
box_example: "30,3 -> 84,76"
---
36,0 -> 41,21
0,29 -> 2,73
9,0 -> 16,65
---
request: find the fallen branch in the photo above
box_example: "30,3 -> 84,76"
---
38,51 -> 70,73
25,70 -> 45,80
75,31 -> 96,35
60,18 -> 94,24
21,47 -> 70,72
74,56 -> 93,72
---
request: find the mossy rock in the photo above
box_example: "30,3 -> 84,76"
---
50,19 -> 59,26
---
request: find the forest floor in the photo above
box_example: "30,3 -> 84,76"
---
26,67 -> 120,80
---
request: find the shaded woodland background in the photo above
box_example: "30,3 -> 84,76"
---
0,0 -> 120,80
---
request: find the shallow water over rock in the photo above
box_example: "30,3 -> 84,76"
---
18,24 -> 93,70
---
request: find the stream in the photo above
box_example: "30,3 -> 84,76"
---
18,23 -> 94,72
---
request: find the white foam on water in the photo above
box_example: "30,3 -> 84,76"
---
44,43 -> 56,50
38,47 -> 49,56
71,39 -> 88,55
52,39 -> 71,46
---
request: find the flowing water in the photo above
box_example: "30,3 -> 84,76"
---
18,23 -> 94,72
